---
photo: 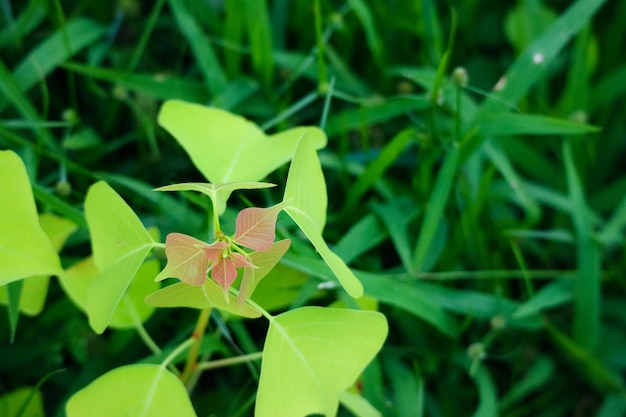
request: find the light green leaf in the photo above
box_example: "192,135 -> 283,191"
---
239,239 -> 291,303
249,263 -> 312,312
0,151 -> 62,286
283,138 -> 364,298
85,181 -> 155,333
66,364 -> 197,417
60,256 -> 160,329
154,181 -> 275,216
256,307 -> 387,417
145,279 -> 261,319
0,386 -> 44,417
157,100 -> 327,211
0,213 -> 77,315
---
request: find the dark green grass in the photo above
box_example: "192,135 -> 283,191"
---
1,0 -> 626,416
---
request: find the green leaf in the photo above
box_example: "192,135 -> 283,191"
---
66,364 -> 197,417
85,181 -> 155,334
0,213 -> 77,315
283,137 -> 364,298
60,256 -> 160,329
256,307 -> 387,417
0,386 -> 44,417
154,181 -> 276,216
239,239 -> 291,303
0,151 -> 62,286
145,279 -> 261,319
248,263 -> 311,312
157,100 -> 327,205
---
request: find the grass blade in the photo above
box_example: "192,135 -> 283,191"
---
347,0 -> 384,68
344,128 -> 415,211
168,0 -> 227,95
0,18 -> 106,110
563,141 -> 601,349
412,144 -> 460,271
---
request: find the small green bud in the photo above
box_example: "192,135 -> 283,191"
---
112,85 -> 128,100
490,314 -> 506,330
569,110 -> 588,124
451,67 -> 468,87
467,342 -> 486,361
55,180 -> 72,197
62,108 -> 79,125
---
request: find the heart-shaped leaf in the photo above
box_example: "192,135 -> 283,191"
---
157,100 -> 327,213
0,387 -> 44,417
256,307 -> 388,417
234,203 -> 285,251
155,233 -> 211,285
154,181 -> 276,215
85,181 -> 155,333
145,279 -> 261,319
239,239 -> 291,304
0,151 -> 62,285
283,139 -> 364,298
0,213 -> 77,315
60,256 -> 160,329
66,364 -> 197,417
158,100 -> 327,182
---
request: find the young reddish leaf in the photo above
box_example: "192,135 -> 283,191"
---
211,252 -> 253,292
233,204 -> 284,251
239,239 -> 291,304
155,233 -> 211,286
203,241 -> 228,263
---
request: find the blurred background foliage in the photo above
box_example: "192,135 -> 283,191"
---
1,0 -> 626,416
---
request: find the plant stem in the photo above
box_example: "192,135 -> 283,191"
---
162,337 -> 195,369
181,308 -> 212,386
243,297 -> 273,322
196,351 -> 263,372
124,295 -> 161,355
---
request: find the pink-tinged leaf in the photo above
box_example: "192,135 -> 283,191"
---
203,241 -> 228,263
155,233 -> 211,286
239,239 -> 291,304
211,252 -> 253,293
234,204 -> 284,251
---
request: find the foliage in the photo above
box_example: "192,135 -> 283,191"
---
2,0 -> 626,416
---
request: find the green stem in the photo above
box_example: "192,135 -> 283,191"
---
243,296 -> 273,322
162,337 -> 195,369
181,308 -> 212,386
124,295 -> 161,355
196,351 -> 263,372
